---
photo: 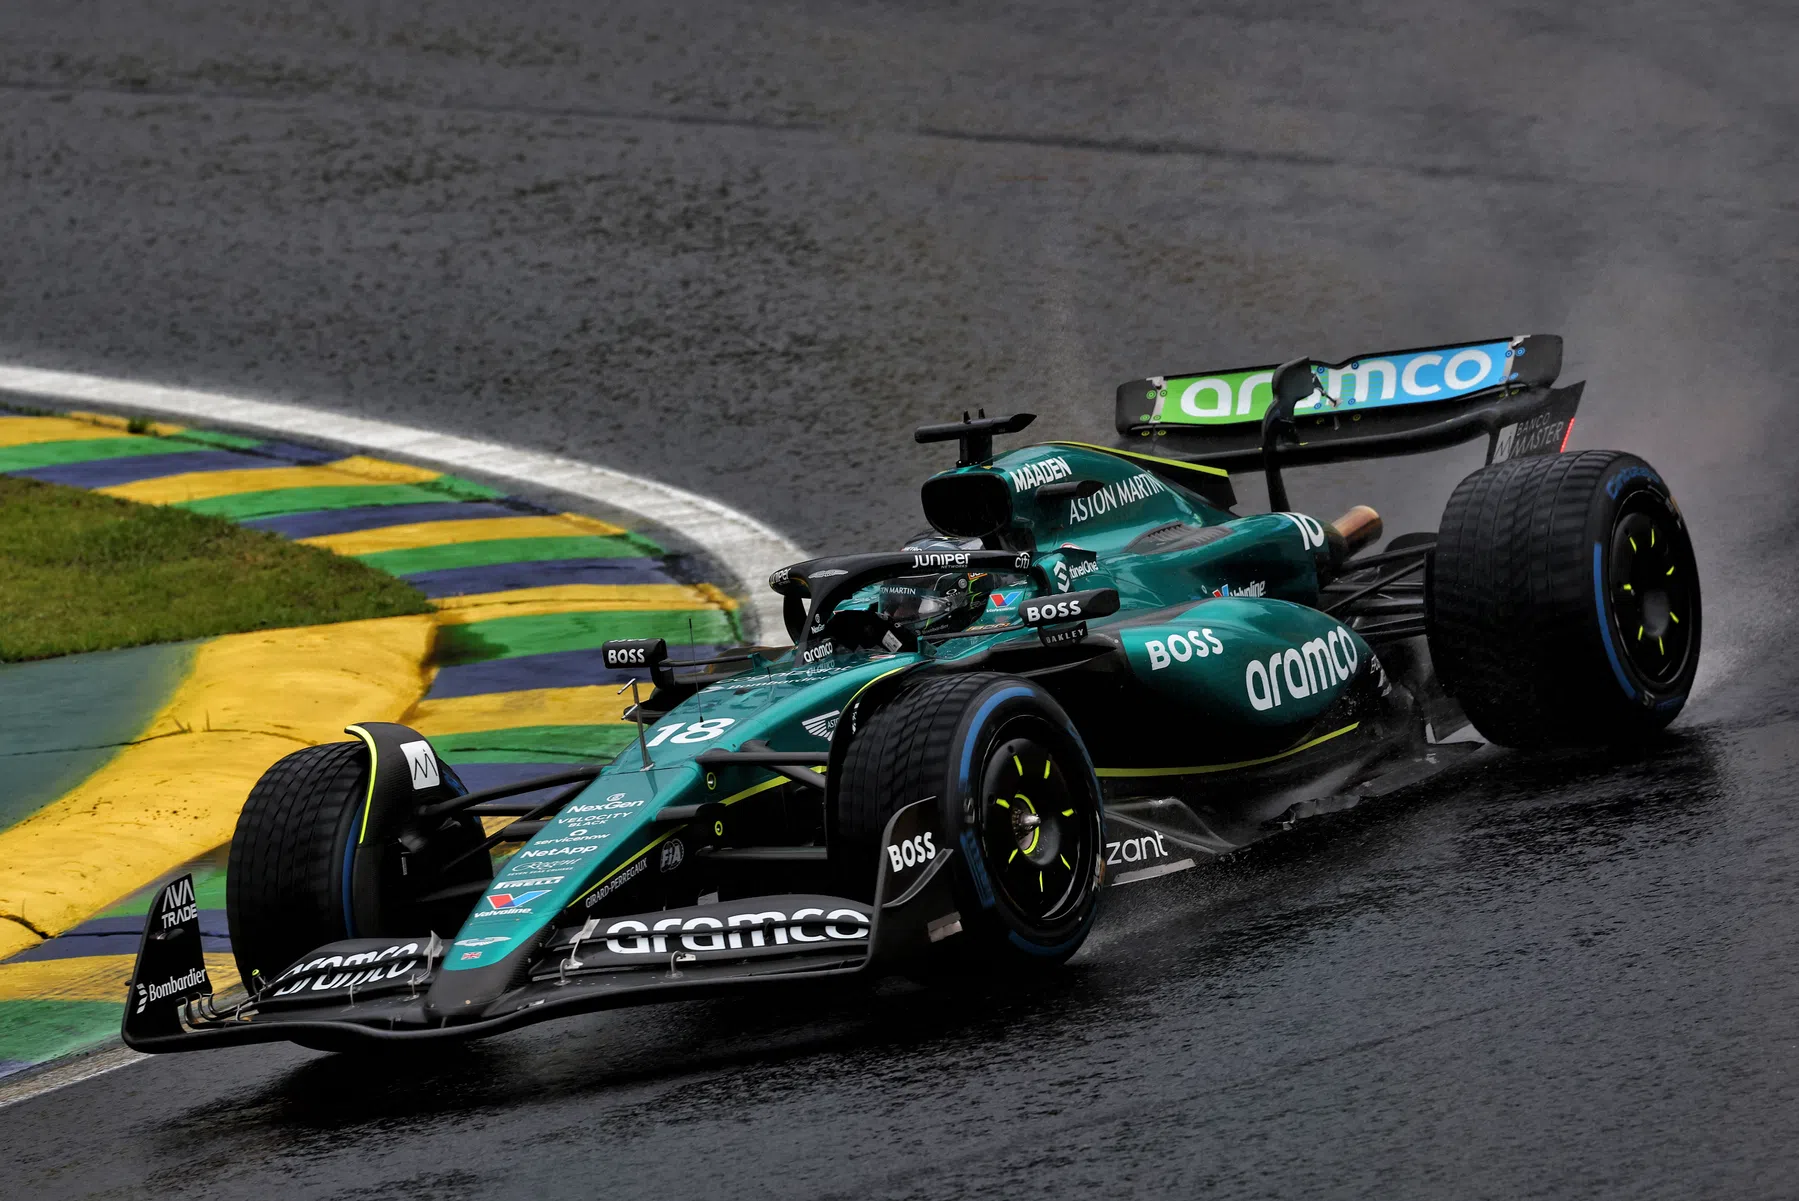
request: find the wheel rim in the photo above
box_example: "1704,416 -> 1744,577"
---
1607,496 -> 1695,688
977,727 -> 1095,923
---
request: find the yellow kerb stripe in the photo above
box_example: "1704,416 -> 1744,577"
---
0,614 -> 435,959
299,513 -> 625,555
1096,722 -> 1359,778
0,416 -> 137,447
65,411 -> 189,438
432,583 -> 736,623
98,456 -> 441,505
406,685 -> 633,737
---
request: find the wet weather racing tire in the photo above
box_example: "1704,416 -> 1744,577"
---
835,673 -> 1105,969
1429,449 -> 1700,748
226,741 -> 491,988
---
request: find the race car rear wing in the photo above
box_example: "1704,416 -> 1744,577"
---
1115,335 -> 1582,492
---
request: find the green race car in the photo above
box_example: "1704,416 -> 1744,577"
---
123,334 -> 1700,1052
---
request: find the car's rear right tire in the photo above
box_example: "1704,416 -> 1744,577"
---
1428,449 -> 1700,748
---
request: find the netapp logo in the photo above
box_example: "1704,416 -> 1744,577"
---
1007,456 -> 1072,492
135,966 -> 210,1013
1246,627 -> 1359,710
602,908 -> 871,954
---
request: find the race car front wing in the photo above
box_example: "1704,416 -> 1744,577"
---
121,799 -> 961,1052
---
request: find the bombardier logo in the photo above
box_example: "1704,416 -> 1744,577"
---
135,965 -> 209,1013
602,907 -> 871,955
1246,627 -> 1360,710
1068,472 -> 1166,525
1007,456 -> 1072,493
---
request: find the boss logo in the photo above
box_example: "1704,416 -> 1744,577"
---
603,639 -> 667,669
1024,597 -> 1084,624
885,832 -> 937,873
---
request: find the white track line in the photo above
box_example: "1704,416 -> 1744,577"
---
0,1044 -> 147,1111
0,364 -> 806,641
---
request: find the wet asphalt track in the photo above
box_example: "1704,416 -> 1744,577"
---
3,4 -> 1799,1197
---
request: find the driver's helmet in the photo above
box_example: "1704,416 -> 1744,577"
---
877,532 -> 989,636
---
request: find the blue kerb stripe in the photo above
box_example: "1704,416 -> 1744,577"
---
1594,542 -> 1637,700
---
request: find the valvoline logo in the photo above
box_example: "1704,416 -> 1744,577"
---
485,890 -> 549,910
990,589 -> 1025,608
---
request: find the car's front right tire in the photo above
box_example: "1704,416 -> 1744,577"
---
833,672 -> 1105,969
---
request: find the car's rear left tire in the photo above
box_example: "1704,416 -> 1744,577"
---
1428,449 -> 1700,748
834,672 -> 1105,969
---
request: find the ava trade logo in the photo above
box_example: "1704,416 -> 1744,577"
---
484,890 -> 550,911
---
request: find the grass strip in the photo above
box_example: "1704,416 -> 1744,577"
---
355,533 -> 658,577
0,477 -> 433,661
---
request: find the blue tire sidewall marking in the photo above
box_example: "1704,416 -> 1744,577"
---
1593,541 -> 1639,702
955,686 -> 1034,912
953,682 -> 1102,944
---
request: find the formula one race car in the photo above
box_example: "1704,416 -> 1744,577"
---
124,334 -> 1700,1052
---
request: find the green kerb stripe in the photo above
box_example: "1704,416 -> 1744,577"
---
356,533 -> 659,577
0,437 -> 198,472
177,477 -> 501,521
432,724 -> 636,763
0,1001 -> 122,1067
437,608 -> 741,664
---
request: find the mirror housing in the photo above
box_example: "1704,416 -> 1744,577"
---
1260,357 -> 1317,511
